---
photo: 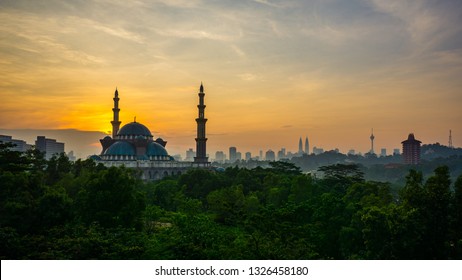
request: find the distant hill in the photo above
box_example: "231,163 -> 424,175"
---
421,143 -> 462,159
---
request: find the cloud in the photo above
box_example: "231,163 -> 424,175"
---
238,73 -> 257,81
368,0 -> 462,54
91,22 -> 145,44
253,0 -> 280,8
231,45 -> 246,57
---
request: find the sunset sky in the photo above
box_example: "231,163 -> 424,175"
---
1,0 -> 461,158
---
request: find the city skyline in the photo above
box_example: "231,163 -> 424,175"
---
1,1 -> 462,157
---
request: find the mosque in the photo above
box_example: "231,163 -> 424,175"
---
92,84 -> 210,180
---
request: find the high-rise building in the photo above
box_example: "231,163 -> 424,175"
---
277,148 -> 286,160
347,149 -> 355,155
265,149 -> 275,161
215,151 -> 225,163
259,150 -> 263,160
35,136 -> 65,160
298,137 -> 303,154
0,135 -> 31,152
313,146 -> 324,155
236,152 -> 242,161
380,148 -> 387,157
229,146 -> 237,162
402,133 -> 421,164
245,152 -> 252,161
304,137 -> 309,154
393,148 -> 400,155
67,151 -> 77,161
194,83 -> 208,163
185,148 -> 195,161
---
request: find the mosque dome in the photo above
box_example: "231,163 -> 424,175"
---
104,141 -> 136,156
89,155 -> 102,161
147,142 -> 169,157
118,122 -> 152,137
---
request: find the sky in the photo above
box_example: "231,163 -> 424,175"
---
1,0 -> 461,158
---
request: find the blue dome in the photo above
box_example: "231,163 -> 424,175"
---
118,122 -> 152,137
147,142 -> 168,156
89,155 -> 101,161
104,141 -> 135,155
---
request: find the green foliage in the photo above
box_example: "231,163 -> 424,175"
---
269,161 -> 302,175
207,184 -> 245,224
76,166 -> 145,229
1,144 -> 460,260
452,175 -> 462,258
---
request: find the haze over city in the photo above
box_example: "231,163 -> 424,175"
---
1,0 -> 461,158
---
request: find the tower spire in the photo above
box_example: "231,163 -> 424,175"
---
305,136 -> 309,154
370,128 -> 375,154
298,137 -> 303,154
111,87 -> 121,138
194,83 -> 208,164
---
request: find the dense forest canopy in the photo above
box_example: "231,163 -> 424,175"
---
1,143 -> 461,259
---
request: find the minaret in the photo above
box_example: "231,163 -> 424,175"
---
298,137 -> 303,154
370,128 -> 375,154
111,88 -> 121,138
194,83 -> 208,163
305,137 -> 309,154
449,129 -> 453,148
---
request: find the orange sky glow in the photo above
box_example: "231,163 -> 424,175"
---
1,0 -> 461,158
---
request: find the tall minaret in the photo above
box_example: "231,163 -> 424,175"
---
305,137 -> 309,154
111,88 -> 121,138
370,128 -> 375,154
194,83 -> 208,163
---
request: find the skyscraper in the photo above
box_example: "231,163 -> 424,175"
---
194,83 -> 208,163
304,137 -> 309,154
185,148 -> 195,161
265,149 -> 275,161
298,137 -> 303,154
35,136 -> 64,160
402,133 -> 421,164
215,151 -> 225,163
0,135 -> 31,152
229,146 -> 237,162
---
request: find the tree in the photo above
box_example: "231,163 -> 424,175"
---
0,142 -> 29,173
37,186 -> 73,229
76,166 -> 145,229
45,153 -> 73,185
360,206 -> 392,259
318,164 -> 364,194
207,184 -> 245,225
423,166 -> 452,258
269,161 -> 302,175
179,169 -> 224,201
318,164 -> 364,182
452,174 -> 462,258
